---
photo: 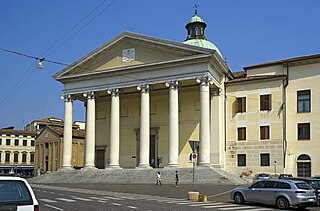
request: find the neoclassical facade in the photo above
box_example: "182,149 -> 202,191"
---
54,11 -> 320,177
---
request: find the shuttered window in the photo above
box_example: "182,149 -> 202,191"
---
260,153 -> 270,166
237,127 -> 246,141
260,126 -> 270,140
260,94 -> 271,111
236,97 -> 246,113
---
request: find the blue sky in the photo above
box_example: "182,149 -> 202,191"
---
1,0 -> 319,129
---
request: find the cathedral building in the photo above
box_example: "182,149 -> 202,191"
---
53,9 -> 320,177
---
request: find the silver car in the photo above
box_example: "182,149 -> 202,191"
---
231,179 -> 316,209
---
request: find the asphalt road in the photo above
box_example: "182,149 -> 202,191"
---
31,183 -> 319,211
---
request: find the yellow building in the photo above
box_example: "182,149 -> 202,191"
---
35,125 -> 85,173
53,10 -> 320,177
0,128 -> 36,176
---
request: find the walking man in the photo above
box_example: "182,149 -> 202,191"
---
175,170 -> 179,187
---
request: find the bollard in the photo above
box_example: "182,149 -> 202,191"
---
198,194 -> 208,202
188,191 -> 199,201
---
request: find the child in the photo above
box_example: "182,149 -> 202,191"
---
155,171 -> 162,186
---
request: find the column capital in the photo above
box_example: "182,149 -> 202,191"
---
137,84 -> 149,93
107,89 -> 120,97
196,74 -> 214,86
83,91 -> 95,99
165,80 -> 179,90
60,94 -> 72,102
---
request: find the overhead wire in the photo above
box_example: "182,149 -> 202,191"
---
0,0 -> 118,112
44,0 -> 118,58
39,0 -> 108,58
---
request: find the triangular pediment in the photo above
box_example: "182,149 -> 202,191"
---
53,32 -> 214,80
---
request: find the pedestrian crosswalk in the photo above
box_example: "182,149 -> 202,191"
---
35,187 -> 275,211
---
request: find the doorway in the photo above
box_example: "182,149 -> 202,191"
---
96,149 -> 105,169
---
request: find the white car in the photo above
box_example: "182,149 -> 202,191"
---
0,176 -> 39,211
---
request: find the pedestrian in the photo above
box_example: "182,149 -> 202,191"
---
175,170 -> 179,187
155,171 -> 162,186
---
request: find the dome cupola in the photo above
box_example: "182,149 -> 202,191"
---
183,5 -> 222,57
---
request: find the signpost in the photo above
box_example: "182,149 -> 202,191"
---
274,160 -> 277,177
188,140 -> 199,191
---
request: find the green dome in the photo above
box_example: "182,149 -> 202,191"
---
183,39 -> 222,57
189,14 -> 204,23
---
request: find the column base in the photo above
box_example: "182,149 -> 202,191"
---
59,166 -> 74,171
136,164 -> 152,169
165,164 -> 180,168
83,165 -> 97,170
106,165 -> 122,169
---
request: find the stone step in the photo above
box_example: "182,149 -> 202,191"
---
29,168 -> 250,185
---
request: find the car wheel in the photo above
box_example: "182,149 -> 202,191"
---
276,197 -> 289,209
234,192 -> 244,204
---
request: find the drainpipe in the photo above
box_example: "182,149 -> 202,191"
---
283,62 -> 289,169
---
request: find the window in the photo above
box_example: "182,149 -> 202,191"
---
260,126 -> 270,140
237,154 -> 246,166
297,154 -> 311,177
5,152 -> 10,163
297,90 -> 310,113
298,123 -> 310,140
30,153 -> 35,163
237,127 -> 246,141
260,94 -> 271,111
6,139 -> 10,146
260,153 -> 270,166
23,140 -> 27,146
15,139 -> 19,146
236,97 -> 246,113
252,180 -> 266,188
22,153 -> 27,163
14,152 -> 18,163
31,140 -> 35,146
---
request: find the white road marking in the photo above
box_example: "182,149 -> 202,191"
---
203,204 -> 240,208
50,192 -> 55,194
112,203 -> 122,206
44,204 -> 64,210
56,198 -> 76,202
128,206 -> 138,209
218,206 -> 258,210
71,196 -> 93,201
39,198 -> 58,203
89,196 -> 109,201
103,196 -> 124,200
189,202 -> 222,207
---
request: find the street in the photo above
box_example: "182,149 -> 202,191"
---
31,183 -> 319,210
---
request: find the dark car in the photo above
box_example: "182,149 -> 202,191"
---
283,177 -> 320,206
279,174 -> 293,179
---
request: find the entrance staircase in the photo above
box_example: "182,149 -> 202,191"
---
29,168 -> 251,185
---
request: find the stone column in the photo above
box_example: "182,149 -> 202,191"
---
197,75 -> 213,167
165,81 -> 179,168
61,94 -> 73,170
107,89 -> 121,169
137,84 -> 151,168
83,91 -> 96,169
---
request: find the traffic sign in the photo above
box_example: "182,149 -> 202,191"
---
188,140 -> 199,152
189,153 -> 197,163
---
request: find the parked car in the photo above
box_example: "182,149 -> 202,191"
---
0,176 -> 39,211
282,177 -> 320,206
278,174 -> 293,179
312,175 -> 320,179
231,179 -> 316,209
253,173 -> 270,181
